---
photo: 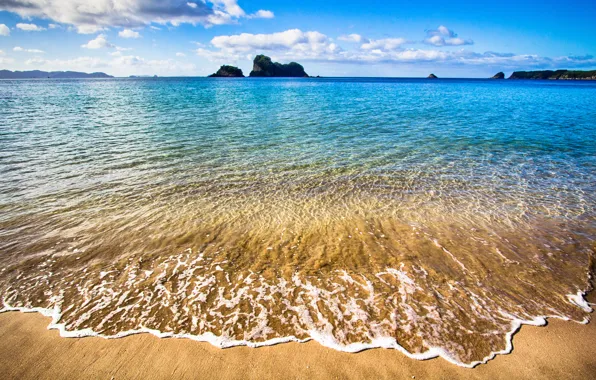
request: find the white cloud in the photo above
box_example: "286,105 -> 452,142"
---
248,10 -> 274,19
445,37 -> 473,46
13,46 -> 45,53
150,26 -> 162,30
16,23 -> 46,32
212,0 -> 244,17
0,49 -> 3,55
209,29 -> 340,60
75,25 -> 105,34
338,34 -> 368,43
428,25 -> 457,38
361,38 -> 408,51
0,1 -> 274,33
81,34 -> 114,49
425,35 -> 445,46
425,35 -> 473,47
424,26 -> 473,46
0,24 -> 9,36
176,52 -> 186,57
119,29 -> 141,39
48,23 -> 61,29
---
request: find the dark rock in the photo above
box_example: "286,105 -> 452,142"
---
209,65 -> 245,78
427,73 -> 438,79
249,55 -> 308,77
491,72 -> 505,79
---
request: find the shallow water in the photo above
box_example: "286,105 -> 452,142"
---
0,77 -> 595,366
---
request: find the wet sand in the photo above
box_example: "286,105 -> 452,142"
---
0,294 -> 594,380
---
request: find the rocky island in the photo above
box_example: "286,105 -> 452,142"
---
491,72 -> 505,79
249,55 -> 308,77
509,70 -> 596,80
0,70 -> 113,79
427,73 -> 438,79
208,65 -> 245,78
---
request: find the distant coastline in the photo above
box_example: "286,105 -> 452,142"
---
0,70 -> 113,79
509,70 -> 596,80
2,67 -> 596,80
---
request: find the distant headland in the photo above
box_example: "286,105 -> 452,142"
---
508,70 -> 596,80
0,70 -> 113,79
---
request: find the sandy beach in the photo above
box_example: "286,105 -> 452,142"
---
0,292 -> 594,380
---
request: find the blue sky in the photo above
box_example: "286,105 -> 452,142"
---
0,0 -> 595,77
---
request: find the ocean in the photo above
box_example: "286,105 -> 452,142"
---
0,77 -> 594,367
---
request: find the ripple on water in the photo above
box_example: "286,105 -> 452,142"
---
0,78 -> 595,366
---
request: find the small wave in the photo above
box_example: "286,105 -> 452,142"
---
1,289 -> 591,368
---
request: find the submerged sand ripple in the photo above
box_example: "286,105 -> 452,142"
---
0,177 -> 593,366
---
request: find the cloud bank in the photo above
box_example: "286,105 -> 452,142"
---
23,55 -> 196,76
203,29 -> 340,61
3,17 -> 593,76
0,0 -> 274,33
196,27 -> 596,70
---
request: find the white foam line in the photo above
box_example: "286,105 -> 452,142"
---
0,290 -> 592,369
568,291 -> 593,313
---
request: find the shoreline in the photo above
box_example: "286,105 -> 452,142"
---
1,292 -> 594,379
0,289 -> 591,369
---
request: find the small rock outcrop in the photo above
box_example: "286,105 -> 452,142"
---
249,55 -> 308,77
491,72 -> 505,79
427,73 -> 438,79
209,65 -> 245,78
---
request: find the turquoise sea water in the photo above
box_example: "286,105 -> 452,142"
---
0,78 -> 595,366
2,78 -> 595,203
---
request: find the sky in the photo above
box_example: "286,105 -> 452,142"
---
0,0 -> 595,77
